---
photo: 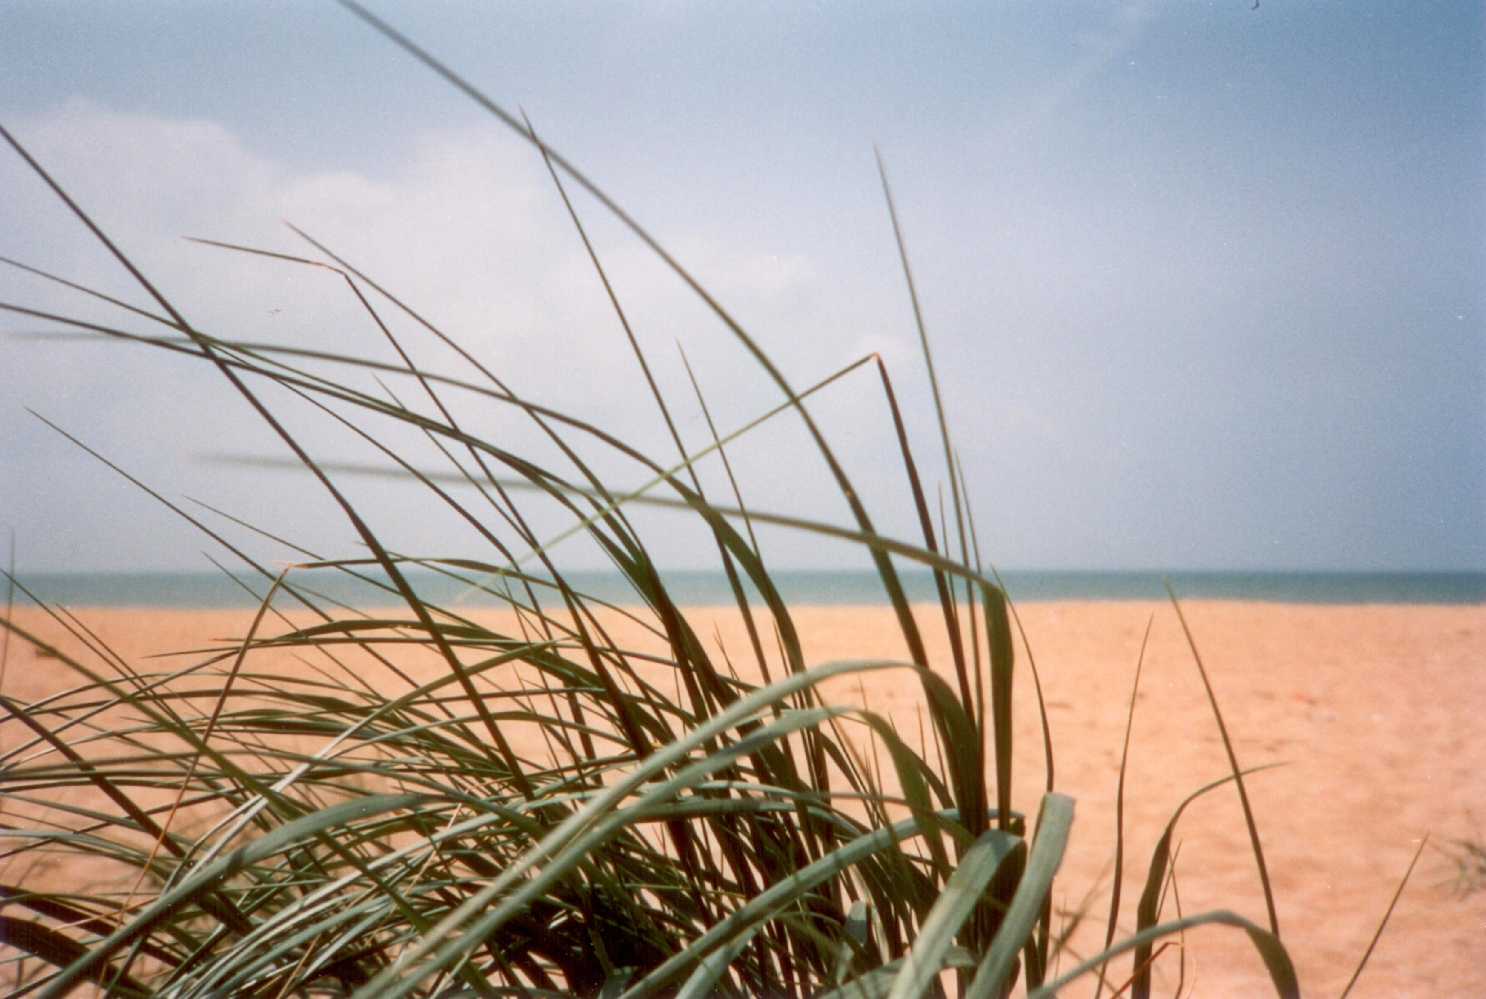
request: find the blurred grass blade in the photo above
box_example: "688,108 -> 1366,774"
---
625,804 -> 974,999
887,828 -> 1021,999
1097,613 -> 1154,999
1338,834 -> 1428,999
1165,579 -> 1279,938
1030,910 -> 1298,999
0,916 -> 150,999
1131,762 -> 1284,999
674,934 -> 750,999
965,793 -> 1074,999
38,793 -> 427,999
982,582 -> 1016,831
817,958 -> 907,999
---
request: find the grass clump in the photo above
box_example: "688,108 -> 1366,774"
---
0,6 -> 1312,998
1439,826 -> 1486,899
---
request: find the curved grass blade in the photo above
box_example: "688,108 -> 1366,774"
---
1033,910 -> 1298,999
981,582 -> 1016,833
1338,834 -> 1428,999
1164,579 -> 1279,938
346,660 -> 918,999
886,827 -> 1022,999
964,793 -> 1074,999
624,802 -> 977,999
1130,761 -> 1285,999
0,917 -> 151,999
36,792 -> 428,999
1096,613 -> 1155,999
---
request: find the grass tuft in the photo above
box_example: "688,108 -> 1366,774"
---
0,8 -> 1405,999
1437,820 -> 1486,899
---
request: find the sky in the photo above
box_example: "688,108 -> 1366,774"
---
0,0 -> 1482,576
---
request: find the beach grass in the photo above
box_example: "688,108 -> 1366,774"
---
1440,829 -> 1486,899
0,6 -> 1424,998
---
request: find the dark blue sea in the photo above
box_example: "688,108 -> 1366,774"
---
8,570 -> 1483,608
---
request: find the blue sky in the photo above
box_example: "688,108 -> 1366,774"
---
1,0 -> 1481,574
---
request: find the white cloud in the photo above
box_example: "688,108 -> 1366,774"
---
0,101 -> 881,571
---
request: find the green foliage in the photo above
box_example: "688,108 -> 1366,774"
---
0,7 -> 1308,998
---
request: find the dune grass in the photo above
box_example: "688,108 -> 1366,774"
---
0,6 -> 1379,998
1439,829 -> 1486,899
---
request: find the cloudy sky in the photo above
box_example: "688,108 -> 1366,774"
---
0,0 -> 1481,576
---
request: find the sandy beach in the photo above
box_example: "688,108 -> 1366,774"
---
3,599 -> 1483,997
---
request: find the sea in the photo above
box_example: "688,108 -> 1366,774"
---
7,570 -> 1483,608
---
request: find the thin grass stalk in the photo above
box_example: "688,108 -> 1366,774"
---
1162,580 -> 1279,937
1096,613 -> 1155,999
1337,834 -> 1428,999
874,153 -> 974,707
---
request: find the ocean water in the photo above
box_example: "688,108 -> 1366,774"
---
8,569 -> 1483,608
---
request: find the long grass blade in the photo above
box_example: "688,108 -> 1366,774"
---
886,827 -> 1021,999
1096,613 -> 1155,999
1164,579 -> 1279,937
965,793 -> 1074,999
1029,910 -> 1298,999
1337,834 -> 1428,999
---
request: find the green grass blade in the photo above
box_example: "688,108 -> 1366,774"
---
1031,910 -> 1298,999
36,792 -> 427,999
1338,834 -> 1428,999
965,793 -> 1074,999
1130,761 -> 1285,999
886,827 -> 1022,999
1164,580 -> 1279,938
1096,613 -> 1154,999
981,583 -> 1016,832
624,805 -> 970,999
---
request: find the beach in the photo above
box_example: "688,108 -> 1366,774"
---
4,599 -> 1483,997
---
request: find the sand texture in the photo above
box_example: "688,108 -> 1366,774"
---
2,599 -> 1483,997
